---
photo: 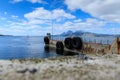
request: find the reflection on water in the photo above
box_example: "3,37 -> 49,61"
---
56,49 -> 64,55
0,36 -> 60,60
0,36 -> 79,60
44,45 -> 78,56
64,51 -> 79,56
44,46 -> 50,53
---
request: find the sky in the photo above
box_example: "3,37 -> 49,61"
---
0,0 -> 120,36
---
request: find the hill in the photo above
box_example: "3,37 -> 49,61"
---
60,30 -> 119,37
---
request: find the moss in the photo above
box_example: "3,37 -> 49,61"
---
75,61 -> 79,64
59,64 -> 63,66
50,66 -> 54,69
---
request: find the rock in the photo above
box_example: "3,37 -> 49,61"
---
16,68 -> 29,73
29,68 -> 37,74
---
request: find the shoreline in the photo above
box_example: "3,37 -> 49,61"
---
0,54 -> 120,80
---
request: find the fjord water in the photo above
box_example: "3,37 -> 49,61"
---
0,36 -> 114,60
0,36 -> 61,60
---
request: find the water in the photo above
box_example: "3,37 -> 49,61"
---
0,36 -> 114,60
0,36 -> 63,60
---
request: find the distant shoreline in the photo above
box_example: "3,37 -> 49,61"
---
0,35 -> 13,36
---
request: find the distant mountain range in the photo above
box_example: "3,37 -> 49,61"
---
60,30 -> 120,37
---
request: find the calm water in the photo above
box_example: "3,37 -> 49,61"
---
0,36 -> 113,60
0,36 -> 63,60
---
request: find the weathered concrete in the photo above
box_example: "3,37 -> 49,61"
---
109,37 -> 120,54
47,35 -> 120,55
83,42 -> 110,55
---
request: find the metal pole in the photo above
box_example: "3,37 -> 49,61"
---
52,20 -> 53,40
107,40 -> 108,45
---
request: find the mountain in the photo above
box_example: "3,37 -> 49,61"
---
60,30 -> 74,36
60,30 -> 120,37
60,30 -> 94,37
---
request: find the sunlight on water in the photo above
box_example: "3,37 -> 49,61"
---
0,36 -> 59,59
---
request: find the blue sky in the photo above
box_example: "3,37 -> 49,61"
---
0,0 -> 120,36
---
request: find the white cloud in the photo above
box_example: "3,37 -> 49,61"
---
22,7 -> 76,35
4,12 -> 7,15
0,17 -> 7,20
10,0 -> 46,4
1,10 -> 118,36
65,0 -> 120,23
27,0 -> 45,3
1,15 -> 119,36
2,17 -> 52,36
24,7 -> 75,21
11,15 -> 18,18
50,18 -> 106,34
1,20 -> 42,35
10,0 -> 23,3
52,9 -> 75,19
3,10 -> 107,35
1,0 -> 119,36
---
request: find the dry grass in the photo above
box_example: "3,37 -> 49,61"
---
0,54 -> 120,80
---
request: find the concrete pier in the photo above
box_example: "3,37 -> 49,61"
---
49,40 -> 109,55
45,33 -> 120,55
